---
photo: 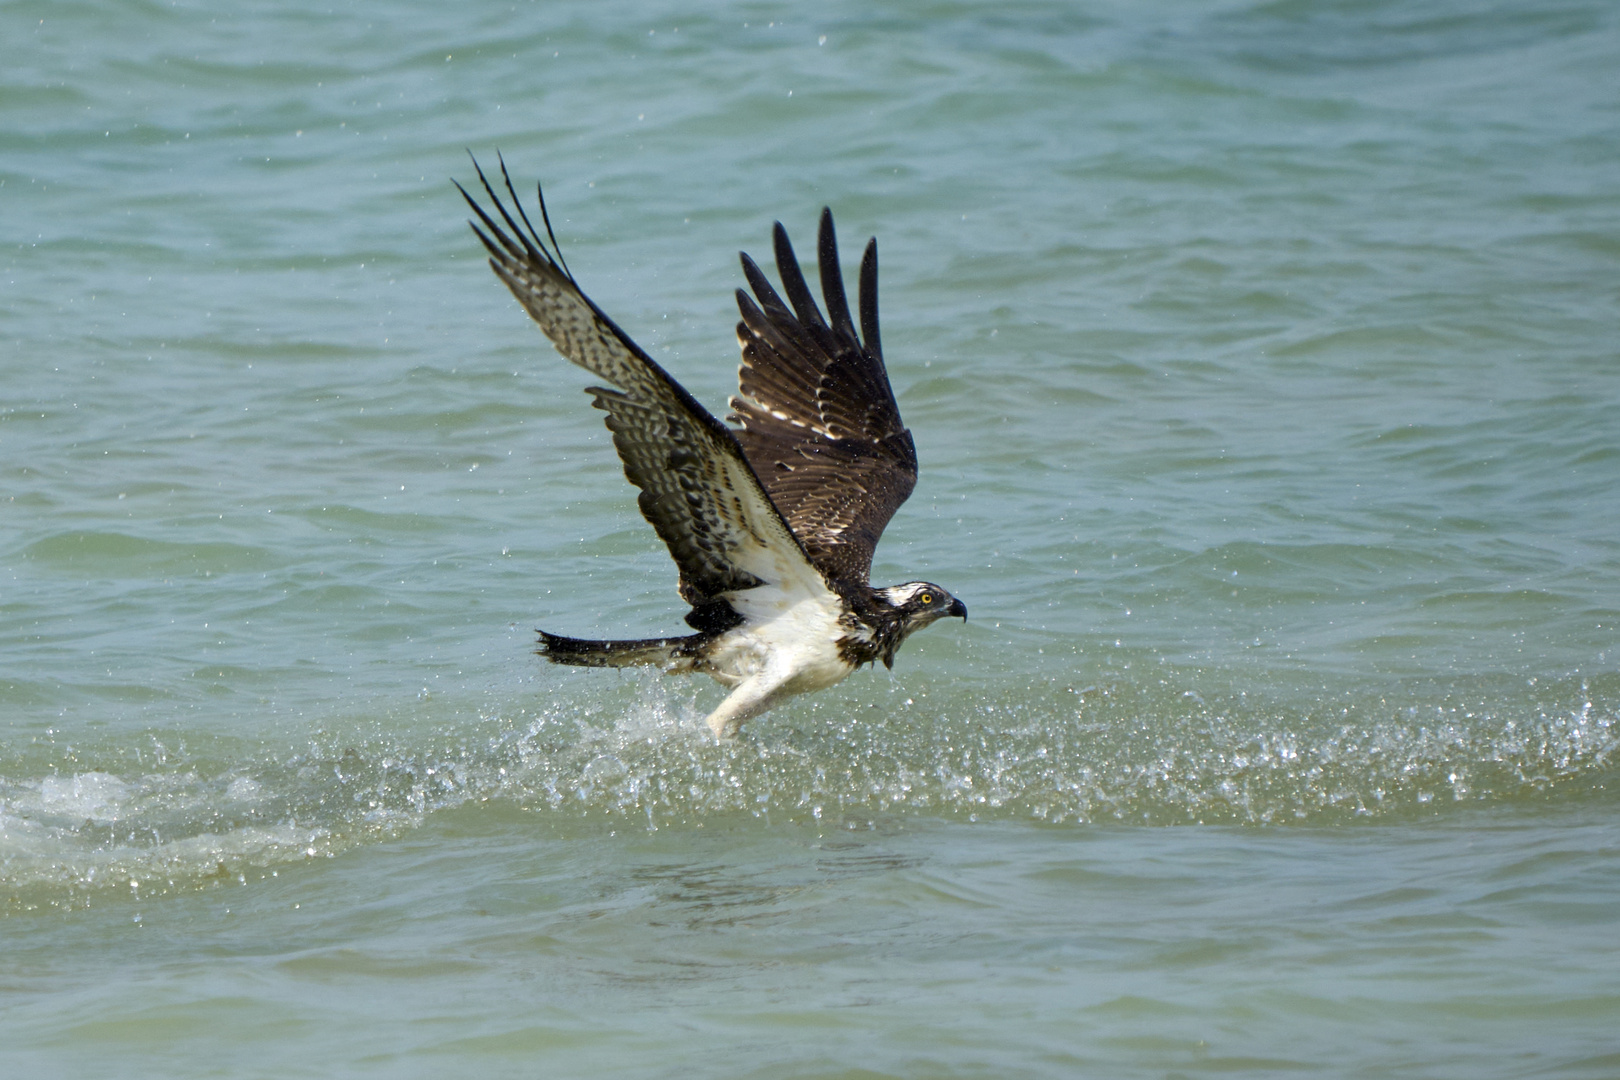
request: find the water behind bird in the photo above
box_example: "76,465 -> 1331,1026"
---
3,0 -> 1618,1076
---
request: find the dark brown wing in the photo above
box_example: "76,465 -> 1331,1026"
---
729,209 -> 918,585
458,158 -> 828,615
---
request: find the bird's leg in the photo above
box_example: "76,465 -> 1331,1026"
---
703,670 -> 794,739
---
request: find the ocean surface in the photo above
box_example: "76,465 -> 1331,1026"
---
4,0 -> 1618,1075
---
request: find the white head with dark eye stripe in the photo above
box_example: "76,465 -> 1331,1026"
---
875,581 -> 968,629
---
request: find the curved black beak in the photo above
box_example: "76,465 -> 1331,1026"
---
948,598 -> 968,620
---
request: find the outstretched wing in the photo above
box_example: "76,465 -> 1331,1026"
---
458,158 -> 826,616
729,209 -> 918,586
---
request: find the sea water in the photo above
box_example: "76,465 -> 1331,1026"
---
3,1 -> 1618,1076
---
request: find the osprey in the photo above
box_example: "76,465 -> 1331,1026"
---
459,159 -> 966,738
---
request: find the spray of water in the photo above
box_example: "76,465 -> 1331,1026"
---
3,671 -> 1613,912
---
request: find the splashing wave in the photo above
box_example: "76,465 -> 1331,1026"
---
3,672 -> 1613,910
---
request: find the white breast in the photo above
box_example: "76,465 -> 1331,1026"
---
704,582 -> 852,693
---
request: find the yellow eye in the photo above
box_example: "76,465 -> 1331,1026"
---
920,593 -> 934,604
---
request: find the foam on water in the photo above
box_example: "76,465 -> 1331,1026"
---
6,668 -> 1613,912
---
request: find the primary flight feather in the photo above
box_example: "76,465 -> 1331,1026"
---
459,157 -> 965,737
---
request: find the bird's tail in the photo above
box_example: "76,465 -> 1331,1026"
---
537,630 -> 704,672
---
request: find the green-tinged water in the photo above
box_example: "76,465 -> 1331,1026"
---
3,1 -> 1618,1076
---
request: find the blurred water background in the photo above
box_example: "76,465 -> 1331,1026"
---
3,0 -> 1618,1076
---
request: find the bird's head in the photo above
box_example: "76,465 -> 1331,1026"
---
871,581 -> 967,668
875,581 -> 968,632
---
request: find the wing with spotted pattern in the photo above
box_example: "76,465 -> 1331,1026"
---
458,157 -> 826,612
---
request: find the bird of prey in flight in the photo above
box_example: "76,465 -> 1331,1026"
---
459,158 -> 965,737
